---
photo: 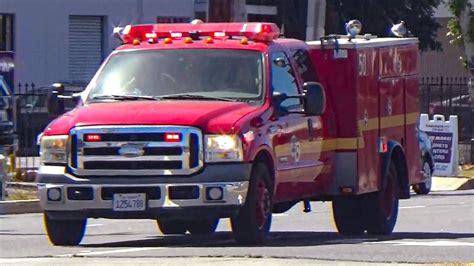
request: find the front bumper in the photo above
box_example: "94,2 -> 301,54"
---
38,163 -> 251,220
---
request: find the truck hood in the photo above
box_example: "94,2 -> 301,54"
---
44,100 -> 260,135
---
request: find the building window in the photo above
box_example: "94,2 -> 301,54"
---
194,0 -> 208,21
156,17 -> 190,23
0,14 -> 14,51
68,16 -> 104,83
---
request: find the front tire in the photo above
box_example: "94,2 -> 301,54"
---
231,162 -> 272,244
44,212 -> 87,246
363,161 -> 399,235
414,160 -> 432,195
332,196 -> 365,235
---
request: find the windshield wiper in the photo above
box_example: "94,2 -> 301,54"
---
90,94 -> 158,101
158,94 -> 236,102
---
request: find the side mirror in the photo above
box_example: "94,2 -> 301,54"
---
47,83 -> 66,117
303,82 -> 325,116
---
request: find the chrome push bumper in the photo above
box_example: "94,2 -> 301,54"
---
38,164 -> 251,219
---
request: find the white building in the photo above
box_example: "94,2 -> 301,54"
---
0,0 -> 197,88
419,2 -> 471,78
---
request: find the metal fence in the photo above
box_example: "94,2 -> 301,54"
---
13,82 -> 84,179
14,83 -> 49,177
11,77 -> 474,177
419,76 -> 473,163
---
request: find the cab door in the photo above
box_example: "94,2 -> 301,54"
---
269,50 -> 312,202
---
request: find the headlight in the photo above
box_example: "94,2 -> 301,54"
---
40,135 -> 68,165
205,135 -> 243,162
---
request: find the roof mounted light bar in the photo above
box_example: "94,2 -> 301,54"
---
113,22 -> 280,44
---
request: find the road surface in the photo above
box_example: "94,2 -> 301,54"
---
1,190 -> 473,264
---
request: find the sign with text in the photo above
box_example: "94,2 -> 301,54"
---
419,114 -> 459,176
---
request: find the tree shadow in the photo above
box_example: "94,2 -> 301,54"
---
81,231 -> 474,248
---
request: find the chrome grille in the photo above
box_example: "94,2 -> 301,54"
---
69,126 -> 203,176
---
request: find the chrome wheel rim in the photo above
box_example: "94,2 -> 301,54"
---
423,161 -> 432,189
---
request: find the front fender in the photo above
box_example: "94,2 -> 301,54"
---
381,140 -> 410,199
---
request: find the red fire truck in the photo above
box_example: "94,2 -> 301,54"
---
39,21 -> 422,246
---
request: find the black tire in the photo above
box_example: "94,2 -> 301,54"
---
231,162 -> 272,244
363,161 -> 399,235
187,219 -> 219,235
44,212 -> 87,246
414,160 -> 432,195
157,220 -> 188,235
332,196 -> 365,235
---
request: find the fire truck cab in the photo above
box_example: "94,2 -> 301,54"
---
39,21 -> 422,246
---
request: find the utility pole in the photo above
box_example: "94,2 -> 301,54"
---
306,0 -> 326,41
233,0 -> 247,22
459,2 -> 474,105
137,0 -> 144,24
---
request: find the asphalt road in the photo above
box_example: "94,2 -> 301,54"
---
1,190 -> 473,264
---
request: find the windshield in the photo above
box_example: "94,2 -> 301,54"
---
86,49 -> 264,104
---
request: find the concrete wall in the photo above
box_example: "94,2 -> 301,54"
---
0,0 -> 195,87
419,17 -> 470,79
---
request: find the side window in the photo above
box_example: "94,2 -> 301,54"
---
271,52 -> 300,110
291,48 -> 318,83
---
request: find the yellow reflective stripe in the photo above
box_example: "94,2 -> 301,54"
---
274,112 -> 419,153
358,112 -> 419,132
320,138 -> 360,151
381,114 -> 405,129
406,112 -> 419,125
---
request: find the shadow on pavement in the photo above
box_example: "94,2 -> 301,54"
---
420,191 -> 474,197
80,231 -> 474,248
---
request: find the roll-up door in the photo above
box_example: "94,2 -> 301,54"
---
69,16 -> 103,83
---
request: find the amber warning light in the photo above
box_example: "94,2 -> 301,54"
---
85,134 -> 101,142
165,133 -> 182,142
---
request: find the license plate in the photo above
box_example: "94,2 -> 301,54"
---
113,193 -> 146,211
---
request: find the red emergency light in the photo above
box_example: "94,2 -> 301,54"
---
85,134 -> 101,142
164,133 -> 182,142
115,22 -> 280,44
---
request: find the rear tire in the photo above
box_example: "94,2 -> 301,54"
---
44,212 -> 87,246
414,160 -> 432,195
231,162 -> 272,244
187,219 -> 219,235
157,220 -> 188,235
332,196 -> 365,235
363,161 -> 399,235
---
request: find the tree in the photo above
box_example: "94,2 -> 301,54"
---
447,0 -> 474,104
325,0 -> 442,51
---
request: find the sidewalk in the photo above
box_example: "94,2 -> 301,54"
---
432,175 -> 474,191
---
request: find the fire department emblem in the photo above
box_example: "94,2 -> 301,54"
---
363,110 -> 369,127
290,135 -> 301,162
